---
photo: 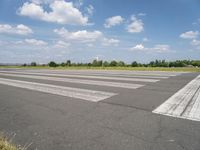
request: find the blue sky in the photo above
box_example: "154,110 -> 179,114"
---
0,0 -> 200,64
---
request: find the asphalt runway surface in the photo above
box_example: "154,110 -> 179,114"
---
0,68 -> 199,150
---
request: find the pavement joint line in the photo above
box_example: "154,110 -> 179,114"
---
0,77 -> 117,102
0,73 -> 145,89
0,71 -> 163,81
153,74 -> 200,121
100,101 -> 151,113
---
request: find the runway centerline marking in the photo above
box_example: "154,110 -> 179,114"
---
153,74 -> 200,121
0,78 -> 117,102
0,73 -> 145,89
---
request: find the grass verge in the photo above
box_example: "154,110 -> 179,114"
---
0,66 -> 200,72
0,135 -> 18,150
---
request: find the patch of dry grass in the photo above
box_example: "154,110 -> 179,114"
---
0,133 -> 32,150
0,135 -> 18,150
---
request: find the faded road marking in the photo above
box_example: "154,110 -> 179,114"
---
0,71 -> 163,81
0,73 -> 144,89
0,78 -> 117,102
153,74 -> 200,121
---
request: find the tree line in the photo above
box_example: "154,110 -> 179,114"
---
24,59 -> 200,67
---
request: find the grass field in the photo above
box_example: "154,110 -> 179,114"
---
0,66 -> 200,72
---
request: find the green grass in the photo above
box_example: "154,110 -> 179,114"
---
0,66 -> 200,72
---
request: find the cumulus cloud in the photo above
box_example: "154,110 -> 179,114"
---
180,31 -> 199,39
191,39 -> 200,46
102,38 -> 120,46
127,16 -> 144,33
18,1 -> 88,25
86,5 -> 94,16
54,27 -> 102,43
138,13 -> 146,16
0,24 -> 33,35
130,44 -> 170,53
87,43 -> 94,47
24,38 -> 47,46
13,39 -> 47,46
130,44 -> 145,51
143,37 -> 149,42
53,40 -> 70,48
152,45 -> 170,53
190,39 -> 200,50
74,0 -> 83,8
30,0 -> 56,4
104,16 -> 124,28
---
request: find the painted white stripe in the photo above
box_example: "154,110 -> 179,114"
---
0,71 -> 161,82
153,75 -> 200,121
0,78 -> 117,102
24,70 -> 180,77
41,72 -> 167,79
20,70 -> 171,79
0,73 -> 144,89
60,72 -> 179,77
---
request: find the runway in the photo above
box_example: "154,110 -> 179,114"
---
0,68 -> 199,150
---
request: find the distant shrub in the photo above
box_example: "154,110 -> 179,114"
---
30,62 -> 37,66
48,61 -> 57,67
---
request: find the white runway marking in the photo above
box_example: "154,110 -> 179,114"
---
0,78 -> 117,102
0,71 -> 161,82
23,70 -> 181,77
153,75 -> 200,121
0,73 -> 144,89
58,72 -> 178,77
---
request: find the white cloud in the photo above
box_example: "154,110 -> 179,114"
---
87,43 -> 94,47
143,37 -> 149,42
130,44 -> 145,51
130,44 -> 170,53
31,0 -> 56,4
191,39 -> 200,49
86,5 -> 94,16
54,40 -> 70,48
104,16 -> 124,28
127,16 -> 144,33
24,38 -> 48,46
180,31 -> 199,39
74,0 -> 83,8
152,45 -> 170,53
191,39 -> 200,46
192,18 -> 200,26
0,24 -> 33,35
102,38 -> 120,46
54,27 -> 102,43
18,1 -> 88,25
138,13 -> 146,16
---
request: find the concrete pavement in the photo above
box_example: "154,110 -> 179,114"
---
0,69 -> 199,150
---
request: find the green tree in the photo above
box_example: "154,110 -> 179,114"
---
48,61 -> 57,67
103,61 -> 110,67
23,63 -> 27,67
117,61 -> 125,67
66,60 -> 71,66
131,61 -> 138,67
30,62 -> 37,66
92,60 -> 102,67
110,60 -> 117,66
60,62 -> 66,67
